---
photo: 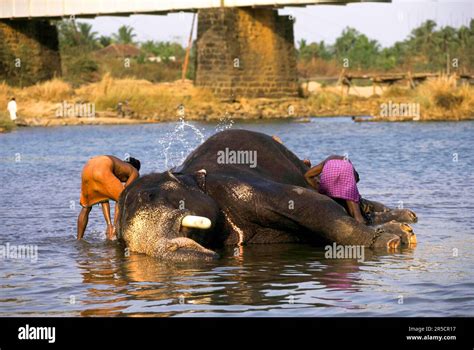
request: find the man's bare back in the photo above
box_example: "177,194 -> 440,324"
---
77,155 -> 141,240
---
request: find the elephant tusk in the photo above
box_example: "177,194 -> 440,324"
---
181,215 -> 212,229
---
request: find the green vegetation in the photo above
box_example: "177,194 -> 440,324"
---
297,19 -> 474,77
56,19 -> 473,85
56,21 -> 193,86
112,25 -> 136,44
0,110 -> 16,132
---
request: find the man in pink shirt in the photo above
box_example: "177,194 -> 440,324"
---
304,155 -> 366,224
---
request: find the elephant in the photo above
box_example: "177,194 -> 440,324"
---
116,129 -> 417,261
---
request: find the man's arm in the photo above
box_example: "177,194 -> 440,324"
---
304,155 -> 345,189
124,168 -> 139,188
112,166 -> 139,237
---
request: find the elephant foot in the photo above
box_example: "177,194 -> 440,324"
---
370,208 -> 418,225
371,230 -> 401,250
393,209 -> 418,223
376,221 -> 417,246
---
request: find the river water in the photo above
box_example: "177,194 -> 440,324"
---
1,118 -> 473,316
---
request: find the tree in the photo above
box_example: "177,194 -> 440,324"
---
333,27 -> 380,69
77,23 -> 98,48
57,21 -> 98,50
99,35 -> 112,48
409,20 -> 439,55
57,21 -> 81,48
297,39 -> 333,61
112,25 -> 136,44
140,41 -> 186,60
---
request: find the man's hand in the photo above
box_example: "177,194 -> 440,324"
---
306,176 -> 320,191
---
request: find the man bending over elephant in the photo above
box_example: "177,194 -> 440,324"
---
77,155 -> 141,240
304,155 -> 366,225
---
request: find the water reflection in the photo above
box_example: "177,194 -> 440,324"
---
73,242 -> 418,316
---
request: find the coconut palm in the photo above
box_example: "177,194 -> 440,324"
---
112,25 -> 136,44
77,23 -> 98,48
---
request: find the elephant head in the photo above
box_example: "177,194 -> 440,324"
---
117,169 -> 220,261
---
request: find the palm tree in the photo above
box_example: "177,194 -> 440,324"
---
112,25 -> 136,44
57,21 -> 78,47
436,26 -> 457,73
99,35 -> 112,48
410,20 -> 438,53
77,23 -> 98,48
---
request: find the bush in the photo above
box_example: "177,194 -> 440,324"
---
434,92 -> 464,109
0,110 -> 16,131
307,90 -> 342,111
61,52 -> 100,86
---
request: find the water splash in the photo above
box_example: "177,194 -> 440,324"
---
159,115 -> 205,170
157,111 -> 233,171
215,113 -> 234,133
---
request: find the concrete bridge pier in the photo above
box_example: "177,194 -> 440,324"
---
0,19 -> 61,86
195,8 -> 299,99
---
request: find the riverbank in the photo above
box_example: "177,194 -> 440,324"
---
1,74 -> 472,132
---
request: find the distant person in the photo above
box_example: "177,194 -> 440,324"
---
117,102 -> 124,118
304,155 -> 365,224
77,155 -> 141,240
7,97 -> 17,121
123,99 -> 133,117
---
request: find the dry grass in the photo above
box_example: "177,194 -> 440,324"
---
0,82 -> 14,105
378,76 -> 473,120
75,73 -> 218,118
0,74 -> 472,123
382,85 -> 414,98
413,76 -> 473,120
20,79 -> 74,101
306,89 -> 342,112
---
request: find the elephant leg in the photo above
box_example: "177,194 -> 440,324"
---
244,181 -> 403,249
370,209 -> 418,225
360,198 -> 418,224
360,198 -> 391,213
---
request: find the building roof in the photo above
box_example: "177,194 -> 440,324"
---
95,44 -> 141,58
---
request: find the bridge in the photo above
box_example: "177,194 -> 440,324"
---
0,0 -> 390,98
1,0 -> 389,18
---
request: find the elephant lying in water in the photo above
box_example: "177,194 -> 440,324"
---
116,129 -> 417,261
